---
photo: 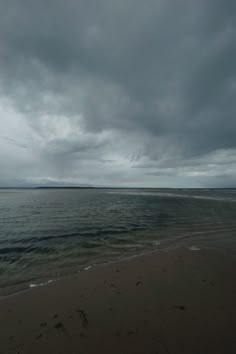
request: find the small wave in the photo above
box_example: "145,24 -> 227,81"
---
106,190 -> 236,203
0,245 -> 52,256
7,228 -> 129,246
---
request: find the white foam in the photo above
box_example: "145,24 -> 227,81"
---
188,245 -> 201,251
152,241 -> 161,246
29,279 -> 55,288
84,265 -> 92,271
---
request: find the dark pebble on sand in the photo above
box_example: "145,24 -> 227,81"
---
136,281 -> 143,286
175,305 -> 186,311
54,322 -> 64,329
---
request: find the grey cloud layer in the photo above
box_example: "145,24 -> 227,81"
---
0,0 -> 236,186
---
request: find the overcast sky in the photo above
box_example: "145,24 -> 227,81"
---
0,0 -> 236,187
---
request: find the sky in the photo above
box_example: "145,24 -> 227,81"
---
0,0 -> 236,188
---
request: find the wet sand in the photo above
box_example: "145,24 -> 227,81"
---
0,248 -> 236,354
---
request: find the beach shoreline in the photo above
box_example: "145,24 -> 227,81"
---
1,247 -> 236,353
2,243 -> 234,299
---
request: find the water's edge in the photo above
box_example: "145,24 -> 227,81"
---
1,242 -> 234,298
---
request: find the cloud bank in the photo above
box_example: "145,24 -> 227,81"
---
0,0 -> 236,187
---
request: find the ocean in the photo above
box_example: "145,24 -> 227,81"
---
0,188 -> 236,294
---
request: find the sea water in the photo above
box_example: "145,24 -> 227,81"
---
0,188 -> 236,294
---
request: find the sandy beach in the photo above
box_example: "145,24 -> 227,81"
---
0,247 -> 236,354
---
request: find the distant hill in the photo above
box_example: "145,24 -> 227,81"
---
35,186 -> 95,189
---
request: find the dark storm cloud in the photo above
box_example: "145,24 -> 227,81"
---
0,0 -> 236,186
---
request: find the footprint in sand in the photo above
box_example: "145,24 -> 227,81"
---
175,305 -> 186,311
76,309 -> 88,328
40,322 -> 47,327
35,333 -> 43,340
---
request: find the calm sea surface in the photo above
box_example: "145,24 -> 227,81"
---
0,188 -> 236,294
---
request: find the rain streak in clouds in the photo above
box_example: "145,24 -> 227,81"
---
0,0 -> 236,187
